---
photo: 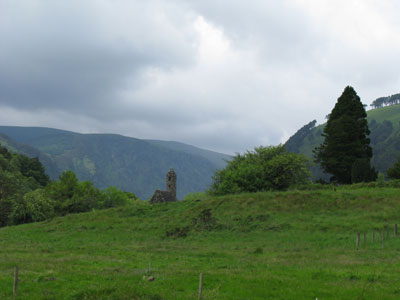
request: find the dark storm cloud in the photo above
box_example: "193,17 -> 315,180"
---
1,0 -> 400,154
0,0 -> 196,113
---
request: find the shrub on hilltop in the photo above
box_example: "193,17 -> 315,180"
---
209,145 -> 310,195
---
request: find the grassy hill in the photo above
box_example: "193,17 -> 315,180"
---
0,126 -> 231,199
285,104 -> 400,180
1,187 -> 400,299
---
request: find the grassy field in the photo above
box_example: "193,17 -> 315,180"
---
1,187 -> 400,299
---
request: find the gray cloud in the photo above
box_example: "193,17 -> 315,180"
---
1,0 -> 400,154
0,0 -> 196,110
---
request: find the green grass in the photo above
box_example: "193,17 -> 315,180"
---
2,187 -> 400,299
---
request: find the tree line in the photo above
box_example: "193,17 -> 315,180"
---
210,86 -> 400,195
370,93 -> 400,109
0,145 -> 137,227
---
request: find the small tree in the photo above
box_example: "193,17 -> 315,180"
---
209,145 -> 310,195
23,189 -> 55,222
387,155 -> 400,179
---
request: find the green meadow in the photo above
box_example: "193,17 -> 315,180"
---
1,187 -> 400,299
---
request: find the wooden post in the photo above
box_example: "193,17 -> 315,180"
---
372,231 -> 375,242
13,266 -> 18,298
356,232 -> 360,249
395,224 -> 398,237
381,230 -> 384,249
198,273 -> 203,300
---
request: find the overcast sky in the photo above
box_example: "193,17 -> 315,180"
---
1,0 -> 400,154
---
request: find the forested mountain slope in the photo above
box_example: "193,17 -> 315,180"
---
0,126 -> 231,199
285,104 -> 400,180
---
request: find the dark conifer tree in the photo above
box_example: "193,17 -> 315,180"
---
314,86 -> 376,183
387,155 -> 400,179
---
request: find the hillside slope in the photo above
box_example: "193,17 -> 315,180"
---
1,188 -> 400,299
0,126 -> 231,199
285,104 -> 400,180
146,140 -> 230,169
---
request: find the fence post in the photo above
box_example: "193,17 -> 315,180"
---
198,272 -> 203,300
381,230 -> 384,249
395,224 -> 398,237
372,231 -> 375,242
13,266 -> 18,298
356,232 -> 360,249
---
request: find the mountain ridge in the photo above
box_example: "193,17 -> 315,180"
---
0,126 -> 232,199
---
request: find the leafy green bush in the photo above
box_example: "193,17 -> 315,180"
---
45,171 -> 137,215
62,180 -> 102,214
0,199 -> 13,226
101,186 -> 137,208
0,145 -> 138,226
209,145 -> 310,195
23,189 -> 56,222
0,145 -> 50,225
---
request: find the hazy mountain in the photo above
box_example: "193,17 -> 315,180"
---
146,140 -> 230,169
0,126 -> 232,199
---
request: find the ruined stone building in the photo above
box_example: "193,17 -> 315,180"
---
150,168 -> 177,204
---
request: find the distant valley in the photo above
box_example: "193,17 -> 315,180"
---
0,126 -> 231,199
2,103 -> 397,198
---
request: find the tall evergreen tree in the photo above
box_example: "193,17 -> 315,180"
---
387,155 -> 400,179
314,86 -> 376,183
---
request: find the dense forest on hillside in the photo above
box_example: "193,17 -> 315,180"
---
0,126 -> 231,199
0,145 -> 137,227
285,104 -> 400,180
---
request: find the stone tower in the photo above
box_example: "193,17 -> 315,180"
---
166,168 -> 177,199
150,168 -> 177,204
